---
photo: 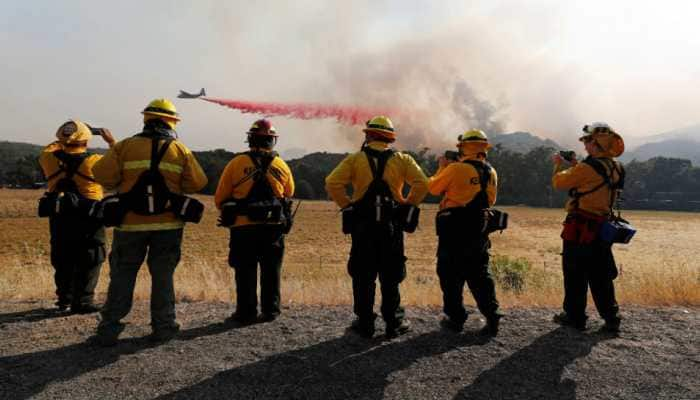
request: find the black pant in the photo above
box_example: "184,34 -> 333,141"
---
49,216 -> 105,307
561,240 -> 620,324
347,220 -> 406,327
437,235 -> 500,323
228,225 -> 285,318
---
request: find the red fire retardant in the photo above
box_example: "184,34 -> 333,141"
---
201,97 -> 392,126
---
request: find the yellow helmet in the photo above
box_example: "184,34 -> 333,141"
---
580,122 -> 624,157
458,129 -> 491,149
363,115 -> 396,141
55,119 -> 92,152
142,98 -> 180,129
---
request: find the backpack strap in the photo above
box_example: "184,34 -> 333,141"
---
462,159 -> 492,209
569,157 -> 624,213
48,150 -> 95,183
150,138 -> 173,172
362,146 -> 395,181
462,160 -> 491,192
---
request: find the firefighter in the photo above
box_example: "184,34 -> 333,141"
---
325,116 -> 429,338
428,130 -> 503,335
38,120 -> 115,313
551,122 -> 625,333
214,119 -> 295,325
92,98 -> 208,346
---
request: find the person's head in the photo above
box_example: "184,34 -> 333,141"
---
580,122 -> 624,158
246,119 -> 278,150
363,116 -> 396,143
457,129 -> 491,159
55,119 -> 92,153
142,98 -> 180,130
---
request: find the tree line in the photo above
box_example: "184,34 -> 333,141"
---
2,140 -> 700,211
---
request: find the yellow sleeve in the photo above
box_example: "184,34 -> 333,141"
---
428,164 -> 453,196
402,154 -> 429,205
38,142 -> 62,177
324,154 -> 354,209
280,159 -> 295,197
93,141 -> 123,190
553,163 -> 590,191
181,149 -> 208,194
214,159 -> 237,209
487,168 -> 498,206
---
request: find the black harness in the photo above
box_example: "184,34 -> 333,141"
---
46,150 -> 95,194
568,157 -> 625,214
123,134 -> 174,215
354,146 -> 397,222
461,159 -> 492,211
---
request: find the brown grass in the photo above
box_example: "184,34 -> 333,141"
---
0,189 -> 698,307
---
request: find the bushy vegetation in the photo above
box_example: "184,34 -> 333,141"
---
2,140 -> 700,211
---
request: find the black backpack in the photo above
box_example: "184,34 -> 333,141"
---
435,159 -> 508,236
38,151 -> 98,218
123,137 -> 174,215
342,146 -> 397,234
243,151 -> 286,223
219,151 -> 292,228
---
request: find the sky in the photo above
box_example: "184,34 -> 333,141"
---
1,1 -> 699,155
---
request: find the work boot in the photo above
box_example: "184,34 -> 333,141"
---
349,319 -> 375,339
225,312 -> 257,327
385,319 -> 411,339
259,312 -> 279,323
148,326 -> 180,343
56,298 -> 71,312
71,303 -> 101,315
440,317 -> 464,333
479,315 -> 501,336
600,319 -> 621,334
553,312 -> 586,331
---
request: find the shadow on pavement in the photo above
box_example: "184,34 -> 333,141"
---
154,330 -> 491,400
453,327 -> 615,400
0,320 -> 252,400
0,308 -> 68,326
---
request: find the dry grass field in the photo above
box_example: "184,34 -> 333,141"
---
0,189 -> 698,307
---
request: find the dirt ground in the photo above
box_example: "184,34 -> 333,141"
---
1,301 -> 697,400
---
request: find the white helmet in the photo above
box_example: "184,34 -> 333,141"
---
580,122 -> 614,141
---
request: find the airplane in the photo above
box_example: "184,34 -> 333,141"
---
177,88 -> 206,99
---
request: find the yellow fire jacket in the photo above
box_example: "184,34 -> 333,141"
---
428,156 -> 498,210
93,135 -> 208,231
214,151 -> 295,227
324,141 -> 429,209
552,158 -> 622,216
39,142 -> 104,201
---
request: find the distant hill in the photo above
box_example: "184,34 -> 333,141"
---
623,124 -> 700,164
491,132 -> 562,153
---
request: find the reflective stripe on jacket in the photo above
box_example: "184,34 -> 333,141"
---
93,135 -> 208,230
324,141 -> 429,209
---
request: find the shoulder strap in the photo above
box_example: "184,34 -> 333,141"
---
150,138 -> 173,172
49,150 -> 95,182
570,157 -> 624,213
362,146 -> 395,181
462,160 -> 491,192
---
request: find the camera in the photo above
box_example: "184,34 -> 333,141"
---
444,150 -> 460,161
559,150 -> 576,162
85,124 -> 104,136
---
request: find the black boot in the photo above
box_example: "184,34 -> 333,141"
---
385,319 -> 410,339
479,314 -> 501,336
553,312 -> 586,331
440,317 -> 465,333
349,319 -> 375,338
